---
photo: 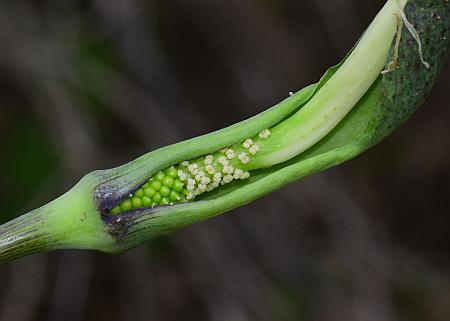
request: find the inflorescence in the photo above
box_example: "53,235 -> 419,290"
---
110,129 -> 271,214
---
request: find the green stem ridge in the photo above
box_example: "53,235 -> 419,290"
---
0,210 -> 50,262
0,0 -> 448,262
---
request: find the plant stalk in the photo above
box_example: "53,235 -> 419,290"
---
0,0 -> 448,262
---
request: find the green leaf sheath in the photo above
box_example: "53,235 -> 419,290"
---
0,0 -> 448,262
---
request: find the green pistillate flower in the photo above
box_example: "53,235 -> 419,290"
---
0,0 -> 449,262
111,167 -> 189,213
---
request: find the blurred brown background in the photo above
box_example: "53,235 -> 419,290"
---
0,0 -> 449,320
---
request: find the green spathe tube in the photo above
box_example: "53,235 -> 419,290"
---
0,0 -> 448,262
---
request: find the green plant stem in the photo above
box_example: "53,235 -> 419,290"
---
0,209 -> 50,262
0,0 -> 448,262
0,176 -> 113,262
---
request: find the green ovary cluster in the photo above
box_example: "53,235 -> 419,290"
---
110,167 -> 188,214
109,129 -> 272,214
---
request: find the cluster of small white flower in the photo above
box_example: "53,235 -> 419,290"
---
175,129 -> 271,201
177,153 -> 251,200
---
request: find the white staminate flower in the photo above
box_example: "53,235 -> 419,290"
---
201,177 -> 211,185
223,174 -> 234,183
249,145 -> 260,155
218,156 -> 227,164
243,139 -> 254,149
204,155 -> 214,165
186,192 -> 195,200
244,172 -> 251,179
241,156 -> 250,164
187,184 -> 195,192
233,169 -> 244,179
188,163 -> 199,175
178,170 -> 187,181
187,178 -> 196,186
259,129 -> 271,139
181,161 -> 189,167
195,172 -> 205,181
238,152 -> 251,164
226,149 -> 235,159
198,184 -> 207,193
205,165 -> 215,175
222,165 -> 234,174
